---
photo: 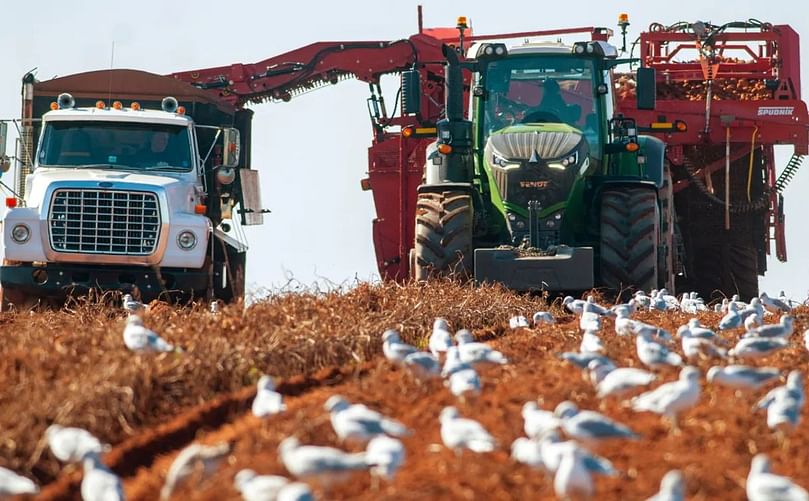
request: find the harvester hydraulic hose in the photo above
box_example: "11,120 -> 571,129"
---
725,127 -> 730,230
746,126 -> 758,202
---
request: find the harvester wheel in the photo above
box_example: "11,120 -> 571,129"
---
413,191 -> 473,280
658,167 -> 676,292
689,243 -> 758,302
599,187 -> 659,293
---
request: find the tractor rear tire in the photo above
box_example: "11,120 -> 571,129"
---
413,191 -> 474,280
599,187 -> 659,294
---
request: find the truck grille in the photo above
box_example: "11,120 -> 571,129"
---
48,189 -> 160,255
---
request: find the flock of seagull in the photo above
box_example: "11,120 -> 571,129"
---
0,290 -> 807,500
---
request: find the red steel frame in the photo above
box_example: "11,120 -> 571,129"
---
616,24 -> 809,263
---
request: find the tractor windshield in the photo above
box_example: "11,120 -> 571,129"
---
483,56 -> 601,152
38,121 -> 193,171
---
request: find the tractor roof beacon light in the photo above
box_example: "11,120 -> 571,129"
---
57,93 -> 75,109
618,13 -> 630,53
457,16 -> 468,53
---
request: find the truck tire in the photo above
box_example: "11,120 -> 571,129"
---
599,187 -> 659,293
0,286 -> 37,313
658,167 -> 676,292
413,191 -> 473,280
689,243 -> 758,302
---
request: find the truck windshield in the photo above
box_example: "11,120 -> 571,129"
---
483,56 -> 601,152
38,121 -> 193,171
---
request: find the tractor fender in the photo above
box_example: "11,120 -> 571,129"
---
423,140 -> 444,184
637,135 -> 666,188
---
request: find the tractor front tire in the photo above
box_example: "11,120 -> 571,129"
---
600,187 -> 660,293
413,191 -> 474,280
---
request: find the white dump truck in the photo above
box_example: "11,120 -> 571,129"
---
0,69 -> 264,309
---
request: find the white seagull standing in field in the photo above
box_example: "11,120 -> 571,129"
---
587,358 -> 618,386
719,302 -> 742,330
636,332 -> 683,369
454,330 -> 508,366
81,452 -> 125,501
533,311 -> 555,325
234,469 -> 295,501
596,367 -> 657,398
439,406 -> 496,454
123,315 -> 176,353
743,315 -> 795,339
631,366 -> 701,428
706,366 -> 780,391
381,330 -> 417,363
759,292 -> 792,314
646,470 -> 685,501
758,371 -> 805,408
537,431 -> 617,476
447,367 -> 481,400
46,424 -> 109,463
403,352 -> 441,379
510,437 -> 544,469
122,293 -> 145,313
278,437 -> 369,484
0,466 -> 39,497
746,454 -> 808,501
522,401 -> 561,439
580,329 -> 605,354
728,337 -> 789,358
441,346 -> 470,377
510,315 -> 530,329
745,313 -> 763,331
365,435 -> 406,481
325,395 -> 409,444
252,375 -> 286,418
679,329 -> 726,359
554,446 -> 595,499
554,401 -> 638,443
428,319 -> 453,358
160,442 -> 231,501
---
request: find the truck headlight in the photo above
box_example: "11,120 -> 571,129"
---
177,230 -> 197,250
11,224 -> 30,244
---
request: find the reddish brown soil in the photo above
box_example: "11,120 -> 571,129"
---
46,305 -> 809,500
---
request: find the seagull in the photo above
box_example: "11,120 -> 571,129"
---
562,296 -> 587,315
510,315 -> 530,329
160,442 -> 231,501
46,424 -> 108,463
278,437 -> 369,484
636,332 -> 683,369
366,435 -> 405,481
559,352 -> 614,370
252,375 -> 286,418
554,446 -> 594,499
744,313 -> 763,331
633,290 -> 652,309
740,298 -> 766,322
610,298 -> 638,316
596,367 -> 657,398
759,292 -> 792,314
325,395 -> 409,444
757,371 -> 805,408
0,466 -> 38,497
679,329 -> 726,359
209,300 -> 222,316
617,309 -> 671,341
763,393 -> 802,434
123,315 -> 175,353
646,470 -> 685,501
554,401 -> 638,443
631,366 -> 701,427
538,431 -> 617,476
510,437 -> 544,469
579,309 -> 602,332
234,469 -> 293,501
580,329 -> 605,354
441,346 -> 471,378
706,365 -> 780,390
587,358 -> 618,385
122,293 -> 145,313
381,330 -> 417,363
428,319 -> 453,358
439,406 -> 496,453
454,330 -> 508,366
81,452 -> 125,501
719,303 -> 742,330
522,401 -> 561,439
677,318 -> 718,340
728,336 -> 788,358
533,311 -> 555,325
743,315 -> 794,339
403,352 -> 441,380
447,367 -> 481,399
276,482 -> 315,501
746,454 -> 808,501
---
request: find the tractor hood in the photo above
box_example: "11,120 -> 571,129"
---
486,123 -> 582,162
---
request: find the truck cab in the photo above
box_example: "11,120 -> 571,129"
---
0,85 -> 253,309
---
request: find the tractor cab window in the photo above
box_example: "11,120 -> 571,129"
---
483,56 -> 601,151
38,121 -> 193,171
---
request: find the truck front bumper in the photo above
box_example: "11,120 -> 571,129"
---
474,246 -> 594,292
0,263 -> 210,301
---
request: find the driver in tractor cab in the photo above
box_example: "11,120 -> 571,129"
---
522,79 -> 578,125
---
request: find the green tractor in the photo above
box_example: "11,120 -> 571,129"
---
412,38 -> 675,294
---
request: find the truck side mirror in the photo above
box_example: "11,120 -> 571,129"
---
636,67 -> 656,111
401,69 -> 421,115
222,127 -> 241,168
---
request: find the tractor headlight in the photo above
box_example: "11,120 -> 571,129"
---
11,224 -> 30,244
177,230 -> 197,250
491,151 -> 521,170
547,151 -> 579,170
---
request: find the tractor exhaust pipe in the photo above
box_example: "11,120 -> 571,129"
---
443,45 -> 464,122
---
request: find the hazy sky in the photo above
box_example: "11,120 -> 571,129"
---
1,0 -> 806,301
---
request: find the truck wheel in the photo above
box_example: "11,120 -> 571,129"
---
413,191 -> 473,280
658,167 -> 676,292
689,243 -> 758,302
214,247 -> 246,303
599,187 -> 659,293
0,287 -> 37,313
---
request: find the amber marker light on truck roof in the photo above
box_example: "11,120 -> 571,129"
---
112,101 -> 123,110
130,102 -> 141,111
96,101 -> 105,109
176,106 -> 186,115
49,102 -> 58,110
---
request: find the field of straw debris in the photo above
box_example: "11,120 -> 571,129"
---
1,281 -> 807,500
